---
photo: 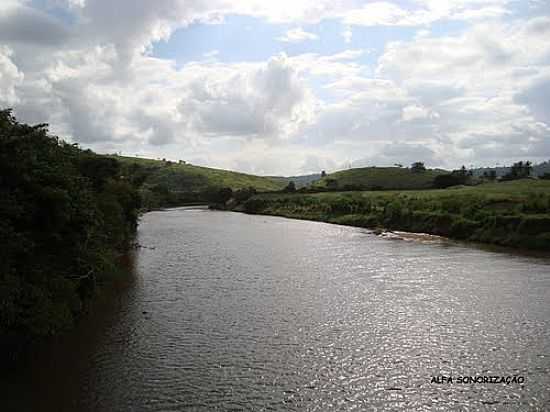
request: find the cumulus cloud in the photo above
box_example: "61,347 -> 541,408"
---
515,74 -> 550,124
0,46 -> 24,105
351,143 -> 440,168
179,54 -> 315,140
0,5 -> 71,46
0,0 -> 23,13
341,26 -> 353,43
0,0 -> 549,174
360,17 -> 550,166
401,104 -> 431,121
342,0 -> 510,27
277,27 -> 318,43
299,154 -> 337,174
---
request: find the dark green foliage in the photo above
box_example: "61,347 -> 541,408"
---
434,174 -> 460,188
78,154 -> 120,190
218,187 -> 233,204
433,169 -> 471,188
234,187 -> 257,202
410,162 -> 426,173
283,181 -> 296,192
201,186 -> 233,205
502,161 -> 532,181
0,110 -> 140,357
325,178 -> 339,190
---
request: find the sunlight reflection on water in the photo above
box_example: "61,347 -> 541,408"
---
3,209 -> 550,411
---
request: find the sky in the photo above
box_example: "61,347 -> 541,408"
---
1,0 -> 549,176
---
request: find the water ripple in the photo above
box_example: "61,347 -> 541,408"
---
4,209 -> 550,411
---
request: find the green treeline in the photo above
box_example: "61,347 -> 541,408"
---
0,110 -> 140,360
242,180 -> 550,250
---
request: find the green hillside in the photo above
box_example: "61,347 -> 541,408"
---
312,166 -> 446,191
115,156 -> 286,192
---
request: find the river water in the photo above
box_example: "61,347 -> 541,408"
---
3,208 -> 550,411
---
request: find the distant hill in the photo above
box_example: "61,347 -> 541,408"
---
472,160 -> 550,178
311,166 -> 447,190
471,166 -> 510,178
269,173 -> 322,189
534,161 -> 550,176
115,156 -> 286,192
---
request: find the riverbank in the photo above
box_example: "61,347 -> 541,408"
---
235,179 -> 550,251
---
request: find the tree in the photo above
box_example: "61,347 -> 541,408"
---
0,109 -> 140,349
78,154 -> 120,190
218,187 -> 233,203
325,178 -> 339,190
503,161 -> 532,180
410,162 -> 426,173
234,187 -> 257,202
283,181 -> 296,192
321,170 -> 326,178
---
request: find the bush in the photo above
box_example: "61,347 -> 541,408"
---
234,187 -> 257,202
434,173 -> 468,188
518,215 -> 550,235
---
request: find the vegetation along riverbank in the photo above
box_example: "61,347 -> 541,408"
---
237,179 -> 550,251
0,110 -> 143,364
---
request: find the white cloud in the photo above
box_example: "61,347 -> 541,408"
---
277,27 -> 318,43
342,0 -> 510,27
401,104 -> 430,121
341,26 -> 352,43
224,0 -> 511,26
0,4 -> 71,46
0,0 -> 23,13
289,50 -> 365,79
0,46 -> 24,105
203,50 -> 219,59
343,2 -> 413,26
1,0 -> 549,174
178,54 -> 316,140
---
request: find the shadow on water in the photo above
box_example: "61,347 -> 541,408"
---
0,251 -> 139,412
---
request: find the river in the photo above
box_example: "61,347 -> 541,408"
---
3,207 -> 550,411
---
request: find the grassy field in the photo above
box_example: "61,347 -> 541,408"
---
115,155 -> 286,192
312,166 -> 446,190
243,179 -> 550,250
